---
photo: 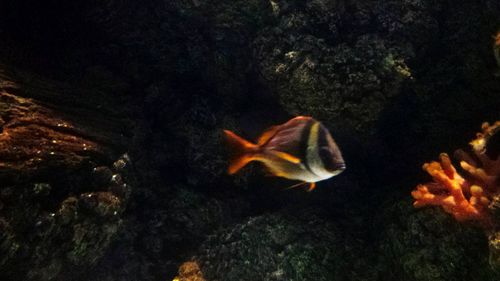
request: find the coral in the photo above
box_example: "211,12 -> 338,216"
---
173,261 -> 206,281
411,153 -> 490,224
411,121 -> 500,228
2,0 -> 500,280
411,122 -> 500,270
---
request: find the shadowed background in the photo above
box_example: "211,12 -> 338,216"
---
0,0 -> 499,280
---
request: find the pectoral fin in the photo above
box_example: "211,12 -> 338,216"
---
282,181 -> 308,191
281,182 -> 316,192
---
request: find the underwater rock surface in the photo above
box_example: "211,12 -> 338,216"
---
190,209 -> 374,281
0,64 -> 133,280
254,1 -> 414,143
378,201 -> 499,281
0,0 -> 499,281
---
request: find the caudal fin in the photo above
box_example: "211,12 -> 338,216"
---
223,130 -> 259,174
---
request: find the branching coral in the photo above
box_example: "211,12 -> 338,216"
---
412,121 -> 500,229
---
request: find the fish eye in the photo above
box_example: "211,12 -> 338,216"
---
319,146 -> 345,172
318,147 -> 333,166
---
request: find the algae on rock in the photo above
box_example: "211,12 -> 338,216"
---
377,201 -> 500,281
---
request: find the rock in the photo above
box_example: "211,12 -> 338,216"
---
0,218 -> 19,269
0,62 -> 132,280
377,201 -> 500,281
189,210 -> 371,281
1,0 -> 500,281
488,231 -> 500,271
92,167 -> 114,188
489,195 -> 500,221
0,64 -> 130,181
253,1 -> 415,146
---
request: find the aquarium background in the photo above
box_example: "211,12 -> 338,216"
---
0,0 -> 499,280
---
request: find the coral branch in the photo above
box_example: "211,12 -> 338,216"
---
411,122 -> 500,229
412,153 -> 488,223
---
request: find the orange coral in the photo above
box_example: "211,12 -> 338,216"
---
173,261 -> 206,281
412,121 -> 500,229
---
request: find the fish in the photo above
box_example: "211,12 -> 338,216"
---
494,30 -> 500,76
223,116 -> 346,191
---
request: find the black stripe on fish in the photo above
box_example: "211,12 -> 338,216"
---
317,123 -> 328,149
299,119 -> 315,173
317,123 -> 340,172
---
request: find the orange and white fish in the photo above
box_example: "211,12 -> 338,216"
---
223,116 -> 346,191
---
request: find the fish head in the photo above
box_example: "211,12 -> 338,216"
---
318,145 -> 346,176
317,125 -> 346,176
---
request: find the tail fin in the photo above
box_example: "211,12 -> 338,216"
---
223,130 -> 259,174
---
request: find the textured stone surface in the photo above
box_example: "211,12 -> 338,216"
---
189,209 -> 376,281
377,201 -> 500,281
489,231 -> 500,271
0,62 -> 133,280
0,0 -> 500,281
254,1 -> 415,143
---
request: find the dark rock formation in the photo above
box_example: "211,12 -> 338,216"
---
191,209 -> 376,281
254,1 -> 415,144
0,63 -> 133,280
377,201 -> 500,281
489,231 -> 500,271
0,0 -> 499,281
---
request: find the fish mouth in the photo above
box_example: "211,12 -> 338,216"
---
329,162 -> 346,176
334,162 -> 346,171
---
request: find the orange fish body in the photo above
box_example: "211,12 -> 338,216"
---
223,116 -> 345,191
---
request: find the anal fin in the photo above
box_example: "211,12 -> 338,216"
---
306,182 -> 316,192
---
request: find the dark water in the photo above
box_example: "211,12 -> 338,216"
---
0,1 -> 499,281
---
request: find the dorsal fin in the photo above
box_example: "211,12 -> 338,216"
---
257,125 -> 280,145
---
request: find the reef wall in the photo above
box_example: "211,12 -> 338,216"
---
0,0 -> 499,281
